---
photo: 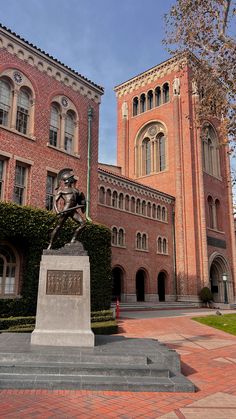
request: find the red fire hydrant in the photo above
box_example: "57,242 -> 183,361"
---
116,298 -> 120,319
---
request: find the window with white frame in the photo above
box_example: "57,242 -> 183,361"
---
13,163 -> 27,205
48,97 -> 78,155
135,122 -> 167,177
157,236 -> 168,254
0,243 -> 19,297
0,71 -> 35,136
202,124 -> 221,177
112,227 -> 125,247
136,232 -> 148,251
46,173 -> 56,210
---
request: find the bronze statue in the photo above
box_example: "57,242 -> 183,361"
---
47,168 -> 86,249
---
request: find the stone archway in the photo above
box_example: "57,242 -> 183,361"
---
209,253 -> 233,303
111,266 -> 124,302
157,271 -> 166,302
136,269 -> 146,302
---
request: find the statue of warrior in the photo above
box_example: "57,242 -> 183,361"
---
47,168 -> 86,249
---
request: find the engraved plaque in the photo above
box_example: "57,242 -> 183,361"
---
46,270 -> 83,295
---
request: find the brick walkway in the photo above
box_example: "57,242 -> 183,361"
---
1,313 -> 236,418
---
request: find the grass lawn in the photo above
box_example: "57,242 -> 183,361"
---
192,313 -> 236,336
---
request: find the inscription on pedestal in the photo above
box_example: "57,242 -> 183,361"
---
46,270 -> 83,295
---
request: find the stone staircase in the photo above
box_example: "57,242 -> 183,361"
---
0,333 -> 195,392
111,301 -> 200,311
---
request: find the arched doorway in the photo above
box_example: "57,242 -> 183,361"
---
111,267 -> 123,302
136,269 -> 145,302
209,253 -> 232,303
157,271 -> 166,302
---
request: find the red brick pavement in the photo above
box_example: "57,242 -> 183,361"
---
1,314 -> 236,418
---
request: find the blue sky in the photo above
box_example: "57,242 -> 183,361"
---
1,0 -> 174,164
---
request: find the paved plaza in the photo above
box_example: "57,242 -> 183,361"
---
1,309 -> 236,418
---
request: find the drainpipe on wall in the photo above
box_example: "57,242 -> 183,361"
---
172,204 -> 178,300
86,106 -> 93,221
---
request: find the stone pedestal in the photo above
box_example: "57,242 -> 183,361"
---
31,242 -> 94,347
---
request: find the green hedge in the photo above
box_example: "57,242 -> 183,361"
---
0,202 -> 112,316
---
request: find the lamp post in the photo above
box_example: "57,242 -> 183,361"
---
222,273 -> 228,304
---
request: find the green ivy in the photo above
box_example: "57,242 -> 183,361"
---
0,202 -> 112,316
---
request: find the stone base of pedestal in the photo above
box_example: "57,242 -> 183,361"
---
31,242 -> 94,348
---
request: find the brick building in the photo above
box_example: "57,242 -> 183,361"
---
0,25 -> 235,304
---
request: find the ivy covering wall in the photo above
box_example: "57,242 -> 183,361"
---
0,202 -> 111,316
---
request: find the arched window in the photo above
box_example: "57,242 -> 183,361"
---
133,97 -> 139,116
142,233 -> 147,250
112,191 -> 118,208
163,238 -> 167,254
157,237 -> 162,253
157,205 -> 161,220
64,111 -> 75,153
0,79 -> 11,127
118,228 -> 124,246
106,189 -> 111,206
49,104 -> 60,147
208,196 -> 214,229
140,93 -> 146,113
147,202 -> 151,217
135,122 -> 167,177
136,198 -> 141,214
99,186 -> 105,204
118,193 -> 124,210
142,138 -> 151,175
162,206 -> 167,221
155,86 -> 161,107
141,200 -> 146,215
147,90 -> 153,110
162,83 -> 170,103
136,232 -> 142,249
202,124 -> 220,177
131,197 -> 135,213
215,199 -> 222,231
0,244 -> 19,297
157,134 -> 166,172
125,194 -> 130,211
152,203 -> 156,219
16,88 -> 31,134
112,227 -> 118,245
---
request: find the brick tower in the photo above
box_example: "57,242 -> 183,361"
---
115,55 -> 236,303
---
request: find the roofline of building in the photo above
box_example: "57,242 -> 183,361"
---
0,23 -> 104,95
98,166 -> 175,202
114,51 -> 196,93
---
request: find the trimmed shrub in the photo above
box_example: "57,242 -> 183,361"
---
199,287 -> 213,304
0,202 -> 111,316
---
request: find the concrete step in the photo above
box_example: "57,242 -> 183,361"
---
0,373 -> 194,392
111,302 -> 200,311
0,362 -> 170,377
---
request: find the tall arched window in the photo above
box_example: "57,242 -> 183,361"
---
147,90 -> 153,110
16,88 -> 31,134
49,104 -> 60,147
142,233 -> 147,250
208,196 -> 214,229
155,86 -> 161,107
118,193 -> 124,209
136,198 -> 141,214
99,186 -> 105,204
162,83 -> 170,103
131,197 -> 135,213
133,97 -> 139,116
202,124 -> 220,177
157,205 -> 161,220
125,194 -> 130,211
157,134 -> 166,172
64,111 -> 75,153
141,200 -> 146,215
147,202 -> 151,217
136,232 -> 142,249
162,206 -> 167,221
152,203 -> 156,219
112,191 -> 118,208
142,138 -> 151,175
0,244 -> 19,297
163,238 -> 167,254
157,237 -> 162,253
106,189 -> 111,206
135,122 -> 167,177
0,79 -> 11,127
215,199 -> 221,230
112,227 -> 118,245
118,228 -> 124,246
140,94 -> 146,113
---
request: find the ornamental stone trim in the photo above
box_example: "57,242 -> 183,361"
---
0,29 -> 103,103
98,172 -> 173,204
